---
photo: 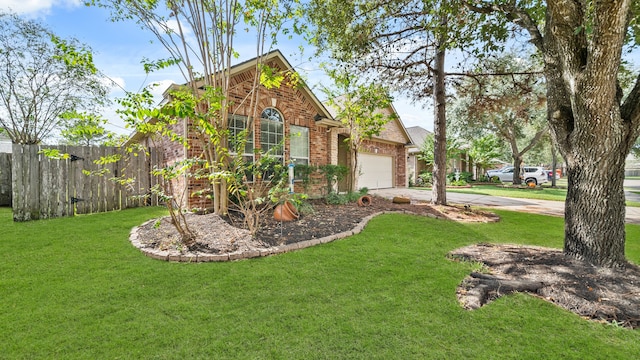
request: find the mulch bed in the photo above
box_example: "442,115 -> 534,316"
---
450,243 -> 640,329
222,196 -> 498,246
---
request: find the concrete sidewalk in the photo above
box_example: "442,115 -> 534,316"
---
370,188 -> 640,225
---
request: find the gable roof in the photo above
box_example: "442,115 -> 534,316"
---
324,98 -> 414,146
166,49 -> 334,121
406,126 -> 432,154
129,50 -> 335,144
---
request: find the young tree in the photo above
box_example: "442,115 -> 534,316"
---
0,12 -> 109,144
417,133 -> 462,172
467,134 -> 506,179
306,0 -> 511,205
322,67 -> 396,192
466,0 -> 640,267
93,0 -> 295,216
59,111 -> 110,146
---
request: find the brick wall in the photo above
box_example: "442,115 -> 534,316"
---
142,56 -> 408,210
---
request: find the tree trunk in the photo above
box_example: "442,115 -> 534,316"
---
543,0 -> 633,267
512,155 -> 523,185
350,149 -> 358,193
551,146 -> 557,188
431,40 -> 447,205
564,151 -> 627,267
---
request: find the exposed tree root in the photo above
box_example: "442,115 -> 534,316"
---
450,243 -> 640,329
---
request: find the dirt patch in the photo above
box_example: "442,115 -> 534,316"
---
450,243 -> 640,329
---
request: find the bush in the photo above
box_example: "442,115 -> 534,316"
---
449,179 -> 468,186
447,171 -> 473,183
418,171 -> 432,186
325,192 -> 349,205
318,164 -> 349,195
324,189 -> 368,205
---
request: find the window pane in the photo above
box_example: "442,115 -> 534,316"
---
259,108 -> 284,157
290,125 -> 309,163
229,115 -> 253,155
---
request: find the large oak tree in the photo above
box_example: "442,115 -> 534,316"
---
469,0 -> 640,267
449,53 -> 548,184
309,0 -> 640,267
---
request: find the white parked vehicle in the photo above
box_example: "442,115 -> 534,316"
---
493,166 -> 548,185
486,166 -> 511,178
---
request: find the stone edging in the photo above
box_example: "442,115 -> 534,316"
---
129,210 -> 443,263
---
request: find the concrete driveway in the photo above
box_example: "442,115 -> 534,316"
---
370,186 -> 640,224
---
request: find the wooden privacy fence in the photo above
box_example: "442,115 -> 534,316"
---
11,144 -> 163,221
0,152 -> 10,206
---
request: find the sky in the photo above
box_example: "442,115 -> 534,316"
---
0,0 -> 434,135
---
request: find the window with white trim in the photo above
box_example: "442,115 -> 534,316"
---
260,108 -> 284,158
290,125 -> 309,165
229,114 -> 254,159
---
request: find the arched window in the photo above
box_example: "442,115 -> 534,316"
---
260,107 -> 284,157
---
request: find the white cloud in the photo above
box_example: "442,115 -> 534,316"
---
0,0 -> 81,16
102,76 -> 126,94
147,79 -> 174,98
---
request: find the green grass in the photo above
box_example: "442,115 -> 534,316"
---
447,184 -> 569,202
1,206 -> 640,358
428,182 -> 640,207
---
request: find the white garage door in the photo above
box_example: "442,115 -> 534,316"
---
358,153 -> 393,189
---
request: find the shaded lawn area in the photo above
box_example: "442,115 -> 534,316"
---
1,206 -> 639,359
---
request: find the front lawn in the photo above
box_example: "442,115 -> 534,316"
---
1,206 -> 639,358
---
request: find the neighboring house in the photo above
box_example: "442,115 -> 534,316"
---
406,126 -> 431,184
133,50 -> 412,209
0,130 -> 11,153
407,126 -> 485,183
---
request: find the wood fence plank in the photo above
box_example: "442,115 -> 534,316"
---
58,152 -> 71,217
90,146 -> 101,213
103,147 -> 115,211
82,146 -> 94,214
0,152 -> 11,206
40,149 -> 52,219
11,144 -> 24,221
10,144 -> 162,220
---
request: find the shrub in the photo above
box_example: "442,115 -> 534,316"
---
418,171 -> 432,186
447,171 -> 473,183
324,189 -> 367,205
294,164 -> 317,192
449,179 -> 468,187
318,164 -> 349,195
325,192 -> 349,205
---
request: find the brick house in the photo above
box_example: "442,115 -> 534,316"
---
135,50 -> 413,209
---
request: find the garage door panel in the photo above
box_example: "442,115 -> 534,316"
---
358,154 -> 393,189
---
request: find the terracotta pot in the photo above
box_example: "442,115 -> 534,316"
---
274,201 -> 299,222
357,195 -> 372,207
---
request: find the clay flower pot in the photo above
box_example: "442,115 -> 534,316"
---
274,201 -> 299,222
357,195 -> 373,207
